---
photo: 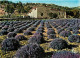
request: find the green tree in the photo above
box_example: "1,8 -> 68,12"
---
66,10 -> 74,16
16,2 -> 25,13
71,9 -> 80,18
5,4 -> 14,13
5,4 -> 15,17
49,13 -> 58,18
24,6 -> 32,13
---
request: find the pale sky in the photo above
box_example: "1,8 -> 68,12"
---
8,0 -> 79,7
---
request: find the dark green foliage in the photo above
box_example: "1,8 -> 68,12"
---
48,13 -> 58,18
5,4 -> 15,14
16,2 -> 25,13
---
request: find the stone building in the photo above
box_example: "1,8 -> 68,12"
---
27,6 -> 66,19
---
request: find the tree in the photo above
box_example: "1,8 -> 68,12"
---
53,13 -> 58,18
49,13 -> 58,18
5,4 -> 14,13
16,2 -> 25,13
24,6 -> 32,13
71,9 -> 79,18
66,10 -> 74,16
5,4 -> 15,17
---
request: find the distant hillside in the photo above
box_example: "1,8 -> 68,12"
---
78,6 -> 80,9
0,1 -> 80,18
0,1 -> 79,11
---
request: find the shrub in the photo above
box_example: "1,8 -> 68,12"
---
0,30 -> 8,35
1,38 -> 20,51
34,32 -> 43,36
52,51 -> 80,58
56,27 -> 61,30
72,30 -> 80,34
15,35 -> 27,41
28,27 -> 35,31
33,25 -> 37,27
13,43 -> 45,58
68,34 -> 80,43
28,35 -> 45,44
7,28 -> 14,32
50,38 -> 68,50
36,29 -> 43,33
20,26 -> 27,30
57,29 -> 64,34
38,26 -> 44,30
47,30 -> 56,35
72,26 -> 79,30
48,34 -> 56,39
2,25 -> 8,30
7,32 -> 17,38
60,31 -> 71,37
0,26 -> 2,29
66,27 -> 73,31
48,28 -> 54,31
23,31 -> 32,35
9,24 -> 13,27
46,25 -> 52,28
14,28 -> 23,33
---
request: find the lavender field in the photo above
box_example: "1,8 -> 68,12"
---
0,19 -> 80,58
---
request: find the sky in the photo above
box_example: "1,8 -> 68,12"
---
8,0 -> 79,7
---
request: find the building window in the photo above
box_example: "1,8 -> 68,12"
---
41,13 -> 43,16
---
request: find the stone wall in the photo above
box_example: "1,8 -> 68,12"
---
37,6 -> 66,19
28,6 -> 66,19
28,8 -> 37,18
